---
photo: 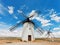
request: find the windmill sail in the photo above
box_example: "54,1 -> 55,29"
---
36,27 -> 44,35
9,20 -> 25,31
34,25 -> 44,34
45,28 -> 55,38
18,10 -> 28,18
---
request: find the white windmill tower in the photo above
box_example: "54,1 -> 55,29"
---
9,10 -> 43,41
22,21 -> 35,41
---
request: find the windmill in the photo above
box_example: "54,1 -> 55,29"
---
9,10 -> 44,41
45,27 -> 55,41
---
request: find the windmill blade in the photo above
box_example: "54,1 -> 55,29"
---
37,27 -> 44,34
46,34 -> 50,38
45,27 -> 51,35
29,10 -> 41,18
30,20 -> 44,34
9,20 -> 25,31
50,33 -> 55,38
45,31 -> 51,38
45,28 -> 54,38
40,27 -> 45,32
20,12 -> 28,18
19,11 -> 34,21
34,25 -> 44,34
45,30 -> 51,36
36,29 -> 43,35
18,10 -> 28,18
29,15 -> 34,18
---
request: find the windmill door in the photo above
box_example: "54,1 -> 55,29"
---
28,35 -> 31,41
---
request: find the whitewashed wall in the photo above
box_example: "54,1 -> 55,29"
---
22,22 -> 35,41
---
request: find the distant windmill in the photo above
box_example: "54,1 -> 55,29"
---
9,10 -> 44,41
45,27 -> 55,41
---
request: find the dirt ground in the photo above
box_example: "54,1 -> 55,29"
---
0,39 -> 60,45
0,40 -> 60,45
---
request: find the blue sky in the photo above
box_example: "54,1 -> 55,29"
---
0,0 -> 60,33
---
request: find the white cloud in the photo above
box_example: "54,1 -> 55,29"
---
42,23 -> 53,26
20,5 -> 26,9
20,5 -> 28,10
13,15 -> 18,19
0,22 -> 11,29
48,9 -> 60,22
0,26 -> 60,38
37,17 -> 50,24
29,10 -> 38,17
0,22 -> 7,26
8,6 -> 14,14
17,20 -> 21,23
0,4 -> 8,15
0,28 -> 22,37
50,13 -> 60,22
0,4 -> 7,10
53,27 -> 60,30
53,31 -> 60,38
48,9 -> 56,15
28,10 -> 52,26
17,10 -> 23,13
35,17 -> 52,26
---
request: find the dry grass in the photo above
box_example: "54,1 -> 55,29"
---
0,37 -> 21,44
35,38 -> 60,42
0,37 -> 60,45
